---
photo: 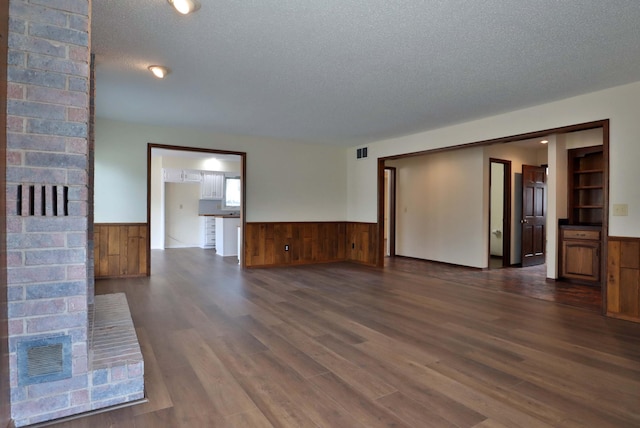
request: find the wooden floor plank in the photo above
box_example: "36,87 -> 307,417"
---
46,249 -> 640,428
270,322 -> 398,400
223,409 -> 274,428
307,372 -> 411,428
130,327 -> 173,416
170,328 -> 258,417
376,391 -> 460,428
236,315 -> 329,379
248,350 -> 366,428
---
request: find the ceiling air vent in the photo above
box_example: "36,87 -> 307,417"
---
356,147 -> 368,160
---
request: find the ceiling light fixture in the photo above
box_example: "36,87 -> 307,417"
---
540,140 -> 549,144
167,0 -> 200,15
148,65 -> 170,79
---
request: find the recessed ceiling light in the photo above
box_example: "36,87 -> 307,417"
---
540,140 -> 549,144
148,65 -> 170,79
167,0 -> 200,15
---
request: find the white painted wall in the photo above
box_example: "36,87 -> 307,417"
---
348,81 -> 640,242
95,118 -> 347,223
150,156 -> 164,249
547,134 -> 566,279
388,147 -> 486,268
164,183 -> 201,248
566,127 -> 603,150
160,156 -> 240,173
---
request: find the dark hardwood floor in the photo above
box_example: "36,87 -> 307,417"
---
49,248 -> 639,427
387,257 -> 602,312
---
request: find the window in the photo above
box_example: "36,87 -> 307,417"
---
224,176 -> 241,208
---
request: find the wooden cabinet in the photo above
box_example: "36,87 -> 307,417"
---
199,216 -> 216,248
560,145 -> 604,285
162,169 -> 225,198
162,168 -> 184,183
201,172 -> 224,199
568,146 -> 604,226
182,170 -> 202,183
560,226 -> 600,283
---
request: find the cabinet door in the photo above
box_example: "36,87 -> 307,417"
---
162,168 -> 183,183
212,173 -> 224,199
201,172 -> 224,199
183,170 -> 202,183
201,172 -> 215,199
562,240 -> 600,282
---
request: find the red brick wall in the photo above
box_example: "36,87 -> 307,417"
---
6,0 -> 92,425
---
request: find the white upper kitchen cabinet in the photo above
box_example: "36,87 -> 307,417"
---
162,168 -> 183,182
182,170 -> 203,183
163,168 -> 203,183
201,172 -> 224,199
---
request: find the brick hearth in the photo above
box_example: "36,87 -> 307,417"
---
88,294 -> 144,410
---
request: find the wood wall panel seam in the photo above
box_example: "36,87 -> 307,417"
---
607,237 -> 640,322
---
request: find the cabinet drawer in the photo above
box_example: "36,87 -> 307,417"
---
562,229 -> 600,240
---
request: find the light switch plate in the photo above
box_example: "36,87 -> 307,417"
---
613,204 -> 628,216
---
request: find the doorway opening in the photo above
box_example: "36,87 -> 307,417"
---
383,167 -> 396,257
376,119 -> 608,314
489,159 -> 511,269
146,144 -> 247,274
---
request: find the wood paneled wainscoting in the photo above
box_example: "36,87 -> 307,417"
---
245,222 -> 377,268
346,222 -> 378,265
607,237 -> 640,322
94,223 -> 149,278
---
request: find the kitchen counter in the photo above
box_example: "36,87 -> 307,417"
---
215,217 -> 241,257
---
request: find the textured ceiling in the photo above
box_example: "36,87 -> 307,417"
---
92,1 -> 640,146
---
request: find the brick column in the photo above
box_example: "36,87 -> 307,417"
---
87,53 -> 94,304
6,0 -> 92,426
0,1 -> 10,426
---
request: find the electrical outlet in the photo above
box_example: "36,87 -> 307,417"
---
284,245 -> 289,251
613,204 -> 628,216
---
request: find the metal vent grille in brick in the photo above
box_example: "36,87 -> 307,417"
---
28,344 -> 63,377
18,336 -> 72,386
17,184 -> 69,216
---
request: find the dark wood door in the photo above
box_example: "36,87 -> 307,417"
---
521,165 -> 547,267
